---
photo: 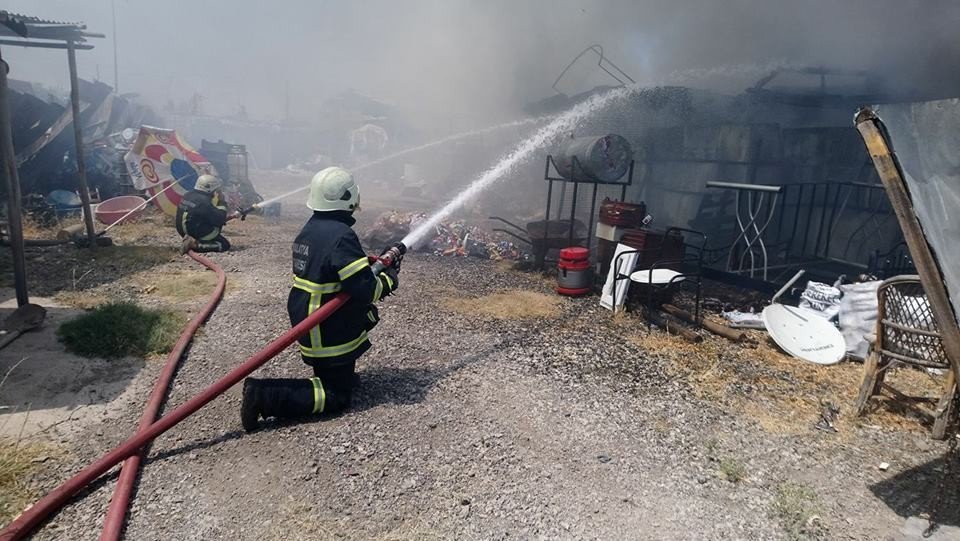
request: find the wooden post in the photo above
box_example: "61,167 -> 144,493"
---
67,41 -> 98,247
662,304 -> 749,342
645,310 -> 703,343
855,108 -> 960,387
0,50 -> 29,306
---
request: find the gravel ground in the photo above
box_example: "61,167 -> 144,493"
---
13,202 -> 960,541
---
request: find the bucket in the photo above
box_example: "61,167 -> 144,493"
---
95,195 -> 147,225
557,247 -> 592,296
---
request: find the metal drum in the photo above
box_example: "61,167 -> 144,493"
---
555,134 -> 633,183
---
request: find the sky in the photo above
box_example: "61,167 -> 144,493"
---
5,0 -> 960,128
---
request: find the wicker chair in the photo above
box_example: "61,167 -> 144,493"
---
854,275 -> 957,439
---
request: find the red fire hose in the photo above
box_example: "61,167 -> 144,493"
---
99,251 -> 226,541
1,243 -> 404,540
0,291 -> 351,540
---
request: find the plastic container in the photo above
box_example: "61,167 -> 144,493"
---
557,247 -> 592,296
95,195 -> 147,225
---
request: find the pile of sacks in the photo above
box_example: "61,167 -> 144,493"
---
364,211 -> 529,262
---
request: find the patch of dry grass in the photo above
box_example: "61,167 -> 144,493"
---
141,270 -> 219,303
17,207 -> 173,245
627,321 -> 944,436
53,290 -> 111,310
103,212 -> 175,244
19,215 -> 61,241
442,290 -> 562,320
0,438 -> 59,525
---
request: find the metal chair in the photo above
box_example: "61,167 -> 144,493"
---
854,275 -> 957,439
612,227 -> 707,323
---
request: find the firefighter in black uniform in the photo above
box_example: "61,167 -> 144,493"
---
176,174 -> 236,254
240,166 -> 399,431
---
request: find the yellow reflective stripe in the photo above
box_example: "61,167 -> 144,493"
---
180,212 -> 189,234
292,276 -> 341,294
309,377 -> 325,414
199,228 -> 220,241
299,331 -> 368,358
307,292 -> 322,348
373,275 -> 383,302
338,257 -> 369,281
383,273 -> 394,290
367,311 -> 376,323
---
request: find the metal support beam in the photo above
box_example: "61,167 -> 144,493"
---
0,49 -> 29,306
0,38 -> 94,50
66,41 -> 97,247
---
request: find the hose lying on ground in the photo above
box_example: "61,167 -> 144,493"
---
0,292 -> 351,541
99,250 -> 227,541
0,252 -> 400,540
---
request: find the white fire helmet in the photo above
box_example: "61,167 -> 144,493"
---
195,174 -> 223,193
307,166 -> 360,212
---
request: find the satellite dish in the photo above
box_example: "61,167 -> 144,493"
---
762,304 -> 846,365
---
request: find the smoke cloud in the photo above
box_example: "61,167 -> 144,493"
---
5,0 -> 960,131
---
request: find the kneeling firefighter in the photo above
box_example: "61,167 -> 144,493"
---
240,166 -> 399,432
176,174 -> 238,254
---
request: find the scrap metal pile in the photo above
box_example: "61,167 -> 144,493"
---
364,211 -> 530,261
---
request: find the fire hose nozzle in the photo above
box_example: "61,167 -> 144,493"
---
373,242 -> 406,273
237,205 -> 258,221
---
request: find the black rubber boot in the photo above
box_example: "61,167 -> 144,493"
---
240,377 -> 318,432
240,378 -> 261,432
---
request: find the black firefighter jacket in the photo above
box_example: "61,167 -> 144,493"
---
175,190 -> 228,240
287,211 -> 396,366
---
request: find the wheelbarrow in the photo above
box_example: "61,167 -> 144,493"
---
489,216 -> 587,269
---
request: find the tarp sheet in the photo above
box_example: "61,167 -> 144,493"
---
877,99 -> 960,326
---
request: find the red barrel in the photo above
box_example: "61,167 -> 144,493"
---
557,247 -> 592,296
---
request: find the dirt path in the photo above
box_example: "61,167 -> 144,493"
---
9,202 -> 958,540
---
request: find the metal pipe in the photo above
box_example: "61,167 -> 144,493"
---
67,42 -> 98,247
100,251 -> 226,541
568,181 -> 579,247
587,182 -> 598,252
0,50 -> 29,306
772,270 -> 805,304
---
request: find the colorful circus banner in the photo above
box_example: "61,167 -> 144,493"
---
123,126 -> 216,215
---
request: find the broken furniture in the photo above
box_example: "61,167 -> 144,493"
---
700,180 -> 905,289
595,199 -> 649,277
612,227 -> 706,323
489,217 -> 586,269
706,181 -> 782,282
854,275 -> 957,439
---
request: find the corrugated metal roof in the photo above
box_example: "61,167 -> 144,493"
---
0,10 -> 94,42
0,11 -> 85,29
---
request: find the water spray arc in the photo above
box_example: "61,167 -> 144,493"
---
246,116 -> 549,212
0,85 -> 640,541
